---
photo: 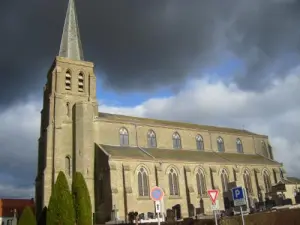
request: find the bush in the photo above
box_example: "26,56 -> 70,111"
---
72,172 -> 92,225
18,206 -> 36,225
47,171 -> 75,225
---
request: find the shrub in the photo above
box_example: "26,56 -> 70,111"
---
72,172 -> 92,225
18,206 -> 36,225
47,171 -> 75,225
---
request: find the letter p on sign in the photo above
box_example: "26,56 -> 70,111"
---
235,189 -> 240,198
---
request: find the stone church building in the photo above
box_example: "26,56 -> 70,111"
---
35,0 -> 290,223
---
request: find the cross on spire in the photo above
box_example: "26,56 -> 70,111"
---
59,0 -> 84,61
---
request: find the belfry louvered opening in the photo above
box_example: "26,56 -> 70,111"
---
78,72 -> 84,92
65,70 -> 72,90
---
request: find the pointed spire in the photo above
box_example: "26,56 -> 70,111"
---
59,0 -> 84,61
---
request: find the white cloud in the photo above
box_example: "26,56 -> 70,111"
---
1,66 -> 300,198
0,99 -> 40,198
100,66 -> 300,178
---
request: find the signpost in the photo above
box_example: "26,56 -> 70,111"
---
150,186 -> 165,225
155,201 -> 161,213
232,186 -> 246,225
207,189 -> 219,225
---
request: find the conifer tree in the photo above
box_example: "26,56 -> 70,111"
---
72,172 -> 92,225
47,171 -> 75,225
18,206 -> 36,225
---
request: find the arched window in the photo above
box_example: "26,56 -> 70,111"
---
217,137 -> 225,152
236,138 -> 243,153
273,169 -> 278,184
261,141 -> 269,158
78,72 -> 84,92
221,169 -> 229,192
137,167 -> 149,196
196,135 -> 204,150
243,170 -> 253,195
196,169 -> 206,196
65,70 -> 71,90
65,156 -> 71,176
172,132 -> 182,149
66,102 -> 70,117
147,130 -> 157,148
263,170 -> 272,193
168,168 -> 179,195
119,128 -> 129,146
280,168 -> 284,180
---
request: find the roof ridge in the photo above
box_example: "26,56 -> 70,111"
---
98,112 -> 266,137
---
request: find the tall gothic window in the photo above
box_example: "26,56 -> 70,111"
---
65,156 -> 71,176
169,168 -> 179,195
147,130 -> 157,148
263,170 -> 272,193
243,170 -> 253,195
221,169 -> 229,192
273,169 -> 278,184
261,141 -> 269,158
172,132 -> 182,149
217,137 -> 225,152
196,169 -> 206,196
280,168 -> 284,180
236,138 -> 243,153
119,128 -> 129,146
196,135 -> 204,150
138,167 -> 149,197
268,144 -> 274,160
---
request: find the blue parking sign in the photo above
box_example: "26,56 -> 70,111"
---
232,186 -> 247,206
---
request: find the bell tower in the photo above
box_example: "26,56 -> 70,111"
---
35,0 -> 97,218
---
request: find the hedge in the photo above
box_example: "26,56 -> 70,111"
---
46,171 -> 75,225
72,172 -> 92,225
18,206 -> 36,225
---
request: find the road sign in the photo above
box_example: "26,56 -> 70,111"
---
208,189 -> 219,204
211,200 -> 220,211
150,186 -> 165,201
155,201 -> 161,213
232,186 -> 247,207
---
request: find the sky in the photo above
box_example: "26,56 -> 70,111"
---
1,0 -> 300,198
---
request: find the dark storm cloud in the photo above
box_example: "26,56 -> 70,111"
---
1,0 -> 300,103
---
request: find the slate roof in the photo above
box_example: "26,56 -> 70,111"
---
286,177 -> 300,184
59,0 -> 84,60
97,112 -> 267,137
99,144 -> 280,166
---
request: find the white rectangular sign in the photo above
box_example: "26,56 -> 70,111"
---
155,201 -> 161,213
211,200 -> 219,211
232,186 -> 247,207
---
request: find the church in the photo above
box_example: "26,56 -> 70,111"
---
35,0 -> 295,223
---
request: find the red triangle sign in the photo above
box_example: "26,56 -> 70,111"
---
207,189 -> 219,204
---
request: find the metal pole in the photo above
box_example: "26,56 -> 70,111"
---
214,210 -> 218,225
157,212 -> 160,225
240,206 -> 245,225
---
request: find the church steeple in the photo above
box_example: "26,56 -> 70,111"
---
59,0 -> 84,61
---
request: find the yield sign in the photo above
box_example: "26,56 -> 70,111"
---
208,189 -> 219,204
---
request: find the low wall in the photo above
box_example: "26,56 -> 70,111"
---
220,208 -> 300,225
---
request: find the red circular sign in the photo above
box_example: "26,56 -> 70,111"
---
150,186 -> 164,201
